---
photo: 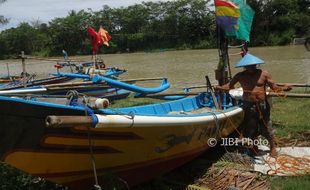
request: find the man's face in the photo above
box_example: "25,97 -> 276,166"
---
244,65 -> 257,73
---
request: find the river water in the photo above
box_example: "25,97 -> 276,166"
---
0,45 -> 309,92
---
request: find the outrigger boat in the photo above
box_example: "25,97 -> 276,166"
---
0,52 -> 126,90
0,66 -> 126,91
0,90 -> 243,189
0,76 -> 22,84
0,74 -> 170,100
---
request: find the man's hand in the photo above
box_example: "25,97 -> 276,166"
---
282,85 -> 292,91
214,85 -> 230,91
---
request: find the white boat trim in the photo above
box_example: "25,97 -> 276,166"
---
95,107 -> 243,128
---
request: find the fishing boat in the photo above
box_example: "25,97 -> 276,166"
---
0,67 -> 126,91
0,1 -> 257,188
0,76 -> 22,84
0,91 -> 243,189
0,74 -> 170,100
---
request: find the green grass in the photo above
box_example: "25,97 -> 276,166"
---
270,176 -> 310,190
110,95 -> 163,108
269,96 -> 310,189
271,97 -> 310,137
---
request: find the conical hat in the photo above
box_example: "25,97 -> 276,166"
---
235,53 -> 264,68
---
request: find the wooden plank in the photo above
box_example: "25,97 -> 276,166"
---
269,92 -> 310,98
206,76 -> 220,110
121,77 -> 166,82
276,83 -> 310,88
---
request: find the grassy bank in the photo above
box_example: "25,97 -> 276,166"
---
271,97 -> 310,137
270,176 -> 310,190
269,96 -> 310,190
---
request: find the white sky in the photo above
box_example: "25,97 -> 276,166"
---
0,0 -> 168,30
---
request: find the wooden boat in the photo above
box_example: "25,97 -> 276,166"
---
0,67 -> 126,91
0,92 -> 243,189
0,75 -> 170,100
0,76 -> 22,84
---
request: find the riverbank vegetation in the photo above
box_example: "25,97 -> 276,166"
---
0,0 -> 309,59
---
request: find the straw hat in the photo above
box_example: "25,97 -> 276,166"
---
235,53 -> 265,68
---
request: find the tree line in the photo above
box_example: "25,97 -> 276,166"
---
0,0 -> 309,59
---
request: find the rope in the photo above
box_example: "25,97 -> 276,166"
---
210,111 -> 222,139
83,96 -> 102,190
66,92 -> 131,189
265,154 -> 310,176
255,102 -> 310,176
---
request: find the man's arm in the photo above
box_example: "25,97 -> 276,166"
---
265,70 -> 292,91
215,74 -> 239,91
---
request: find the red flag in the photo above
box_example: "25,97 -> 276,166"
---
98,26 -> 112,47
87,26 -> 100,54
87,26 -> 112,54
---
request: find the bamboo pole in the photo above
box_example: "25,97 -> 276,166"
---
185,82 -> 310,90
277,83 -> 310,88
6,62 -> 10,78
0,88 -> 48,95
206,75 -> 220,109
184,84 -> 207,90
25,56 -> 88,63
21,51 -> 27,87
143,91 -> 310,99
43,81 -> 102,88
42,77 -> 164,89
142,92 -> 199,99
268,92 -> 310,98
121,77 -> 166,82
46,115 -> 94,128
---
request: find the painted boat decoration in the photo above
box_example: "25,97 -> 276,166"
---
0,92 -> 243,189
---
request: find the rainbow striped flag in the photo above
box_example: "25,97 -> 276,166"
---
215,0 -> 254,42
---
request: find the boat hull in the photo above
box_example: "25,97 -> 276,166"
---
0,76 -> 73,90
0,97 -> 243,189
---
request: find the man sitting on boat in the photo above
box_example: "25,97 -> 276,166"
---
215,53 -> 291,157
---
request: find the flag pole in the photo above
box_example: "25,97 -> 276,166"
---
215,26 -> 230,86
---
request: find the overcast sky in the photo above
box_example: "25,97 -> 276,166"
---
0,0 -> 167,30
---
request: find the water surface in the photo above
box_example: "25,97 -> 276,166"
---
0,46 -> 309,92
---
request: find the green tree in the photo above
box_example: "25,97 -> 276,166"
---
248,0 -> 310,46
0,23 -> 46,55
1,0 -> 310,59
48,10 -> 92,55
